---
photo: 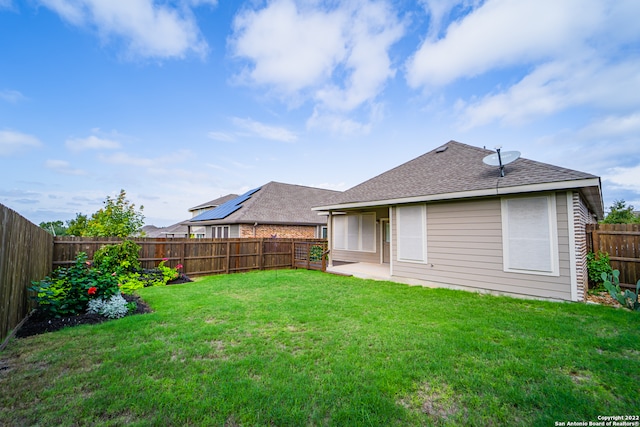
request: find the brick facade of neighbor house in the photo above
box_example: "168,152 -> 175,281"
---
239,224 -> 318,239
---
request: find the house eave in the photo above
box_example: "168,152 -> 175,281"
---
185,219 -> 326,227
313,178 -> 602,212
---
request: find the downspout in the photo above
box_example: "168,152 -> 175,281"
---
328,211 -> 333,267
389,206 -> 393,277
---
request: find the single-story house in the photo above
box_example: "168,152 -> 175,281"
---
185,181 -> 340,239
313,141 -> 604,302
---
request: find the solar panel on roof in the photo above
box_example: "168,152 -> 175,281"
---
191,187 -> 261,221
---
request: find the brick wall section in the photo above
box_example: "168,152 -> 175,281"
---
573,192 -> 598,300
239,224 -> 317,239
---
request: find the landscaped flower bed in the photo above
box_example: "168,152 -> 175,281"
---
23,241 -> 191,337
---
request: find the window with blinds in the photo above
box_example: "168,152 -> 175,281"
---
332,213 -> 376,252
501,195 -> 559,276
397,205 -> 427,263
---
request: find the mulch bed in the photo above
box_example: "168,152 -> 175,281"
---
15,275 -> 193,339
586,291 -> 622,308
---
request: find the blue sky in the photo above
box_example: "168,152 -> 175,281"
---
1,0 -> 639,227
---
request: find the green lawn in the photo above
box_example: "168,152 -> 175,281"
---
1,270 -> 639,426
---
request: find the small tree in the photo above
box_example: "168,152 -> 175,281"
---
602,200 -> 640,224
86,189 -> 145,238
66,213 -> 89,236
39,220 -> 68,236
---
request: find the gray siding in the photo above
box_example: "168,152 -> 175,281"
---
391,193 -> 572,300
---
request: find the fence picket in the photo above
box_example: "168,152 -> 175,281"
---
586,223 -> 640,289
52,237 -> 327,277
0,204 -> 53,346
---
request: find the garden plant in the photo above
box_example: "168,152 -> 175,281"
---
29,241 -> 183,322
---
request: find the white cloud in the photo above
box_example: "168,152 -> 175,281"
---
458,57 -> 640,128
307,109 -> 371,135
38,0 -> 210,59
405,0 -> 640,128
231,0 -> 404,116
603,164 -> 640,195
99,150 -> 190,167
232,0 -> 347,93
232,117 -> 297,143
45,159 -> 87,175
418,0 -> 481,39
65,135 -> 121,151
207,131 -> 236,142
578,112 -> 640,140
0,130 -> 42,156
406,0 -> 605,87
0,89 -> 26,103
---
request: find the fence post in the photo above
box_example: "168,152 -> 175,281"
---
225,241 -> 230,274
592,226 -> 600,255
259,238 -> 264,270
181,242 -> 186,271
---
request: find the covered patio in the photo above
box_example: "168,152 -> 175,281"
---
326,262 -> 391,281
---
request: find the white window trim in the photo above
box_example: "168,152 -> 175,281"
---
212,225 -> 230,238
501,194 -> 559,276
333,212 -> 376,253
396,204 -> 428,264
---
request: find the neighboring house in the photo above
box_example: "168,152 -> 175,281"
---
143,194 -> 238,238
187,194 -> 239,238
313,141 -> 604,302
185,181 -> 340,239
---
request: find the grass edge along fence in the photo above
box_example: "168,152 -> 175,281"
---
586,223 -> 640,290
0,203 -> 54,346
53,237 -> 328,277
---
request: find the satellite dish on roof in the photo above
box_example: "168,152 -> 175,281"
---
482,147 -> 520,177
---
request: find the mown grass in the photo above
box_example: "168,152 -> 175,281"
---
1,269 -> 639,426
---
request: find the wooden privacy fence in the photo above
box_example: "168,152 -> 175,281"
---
0,204 -> 53,346
587,223 -> 640,289
53,237 -> 328,276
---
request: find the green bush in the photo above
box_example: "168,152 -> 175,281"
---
586,251 -> 613,290
30,252 -> 120,318
93,240 -> 141,274
157,259 -> 179,283
117,260 -> 182,294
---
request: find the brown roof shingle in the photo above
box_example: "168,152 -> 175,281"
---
188,181 -> 341,225
318,141 -> 602,216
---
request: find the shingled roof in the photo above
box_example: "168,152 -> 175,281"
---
315,141 -> 603,218
187,181 -> 341,226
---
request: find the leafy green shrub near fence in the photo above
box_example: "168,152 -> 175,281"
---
93,240 -> 141,274
29,252 -> 120,318
586,251 -> 613,291
29,242 -> 182,320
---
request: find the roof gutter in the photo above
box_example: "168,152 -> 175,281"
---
313,178 -> 602,211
